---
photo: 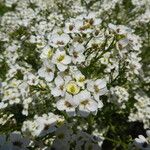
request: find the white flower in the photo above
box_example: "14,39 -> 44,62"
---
0,135 -> 11,150
127,52 -> 142,75
56,93 -> 79,116
38,60 -> 55,82
66,81 -> 80,95
23,113 -> 64,137
72,19 -> 83,33
0,102 -> 7,109
74,90 -> 98,117
24,73 -> 39,86
110,86 -> 129,109
75,13 -> 101,33
18,82 -> 29,99
51,75 -> 71,97
116,38 -> 129,50
100,52 -> 110,65
69,43 -> 85,64
40,46 -> 53,59
22,97 -> 32,116
49,33 -> 70,47
21,120 -> 37,137
74,72 -> 86,87
5,0 -> 18,7
134,135 -> 150,150
52,125 -> 72,150
34,116 -> 57,137
127,34 -> 142,51
108,24 -> 131,35
64,22 -> 77,33
85,12 -> 102,25
33,35 -> 46,48
8,131 -> 30,150
3,88 -> 20,105
146,130 -> 150,138
56,125 -> 72,140
52,50 -> 71,71
87,79 -> 108,101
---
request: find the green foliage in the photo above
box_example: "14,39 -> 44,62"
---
0,2 -> 16,16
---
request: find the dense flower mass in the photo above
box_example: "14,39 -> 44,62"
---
0,0 -> 149,149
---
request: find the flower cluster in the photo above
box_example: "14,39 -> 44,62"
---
133,130 -> 150,150
0,0 -> 149,149
22,113 -> 64,137
129,93 -> 150,129
109,86 -> 129,109
0,131 -> 30,150
37,17 -> 109,115
51,124 -> 104,150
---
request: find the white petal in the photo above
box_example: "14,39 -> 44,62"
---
87,100 -> 98,112
94,19 -> 101,25
38,68 -> 45,77
64,75 -> 72,83
55,75 -> 64,85
57,63 -> 68,71
78,54 -> 85,62
51,34 -> 59,43
74,43 -> 85,52
45,73 -> 54,82
96,79 -> 106,88
138,135 -> 147,142
87,80 -> 94,92
99,87 -> 108,96
79,90 -> 91,101
62,55 -> 71,64
146,130 -> 150,137
61,34 -> 70,43
71,97 -> 80,106
78,106 -> 90,117
56,100 -> 65,110
94,93 -> 100,101
98,100 -> 103,108
66,108 -> 76,117
51,88 -> 62,97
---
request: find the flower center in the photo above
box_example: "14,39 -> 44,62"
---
60,85 -> 64,90
69,25 -> 74,31
66,82 -> 80,95
57,55 -> 65,62
65,101 -> 73,108
44,124 -> 50,131
47,50 -> 53,58
78,76 -> 85,83
46,67 -> 52,72
94,85 -> 99,93
57,41 -> 64,45
81,99 -> 89,106
73,51 -> 78,58
13,141 -> 23,147
57,133 -> 65,139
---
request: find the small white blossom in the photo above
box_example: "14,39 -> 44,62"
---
38,60 -> 55,82
69,43 -> 85,64
49,33 -> 70,48
8,131 -> 30,150
75,90 -> 99,117
56,93 -> 79,116
40,46 -> 53,60
52,50 -> 71,71
51,75 -> 71,97
87,79 -> 108,101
